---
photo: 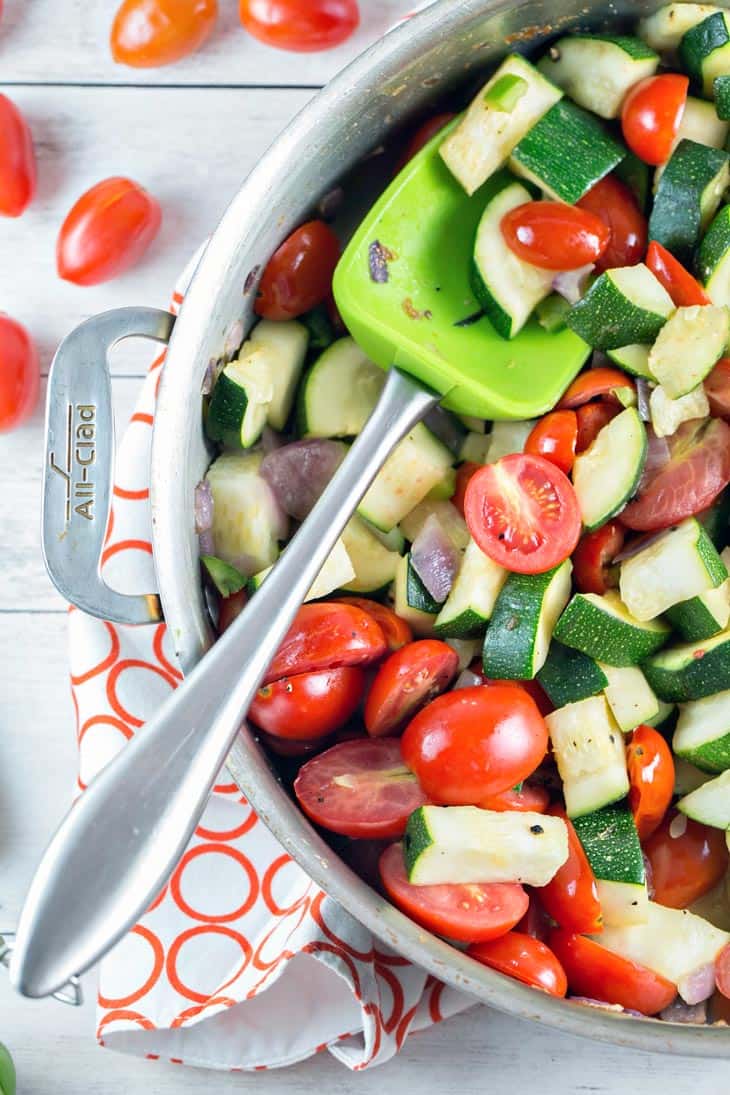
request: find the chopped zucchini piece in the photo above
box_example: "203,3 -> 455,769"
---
486,419 -> 536,462
245,318 -> 309,430
572,407 -> 647,530
206,353 -> 273,449
299,337 -> 384,438
678,768 -> 730,827
358,424 -> 453,532
434,539 -> 507,638
679,9 -> 730,97
482,560 -> 572,680
665,580 -> 730,641
648,304 -> 728,398
393,553 -> 436,637
600,664 -> 661,732
607,343 -> 653,379
537,35 -> 658,119
697,204 -> 730,306
639,4 -> 721,54
399,499 -> 469,550
644,626 -> 730,703
649,382 -> 710,438
205,451 -> 288,575
340,516 -> 400,595
673,687 -> 730,770
546,695 -> 629,818
554,590 -> 670,667
566,264 -> 674,351
649,139 -> 729,264
715,72 -> 730,116
458,431 -> 491,464
654,96 -> 729,187
536,642 -> 608,707
573,803 -> 648,926
201,555 -> 247,597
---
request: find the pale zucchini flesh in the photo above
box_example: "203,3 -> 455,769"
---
340,516 -> 401,594
358,424 -> 453,532
245,318 -> 309,431
435,539 -> 507,638
300,337 -> 384,438
486,419 -> 536,461
206,452 -> 288,575
546,695 -> 629,818
649,383 -> 710,438
648,305 -> 729,398
537,35 -> 658,119
673,688 -> 730,771
639,4 -> 721,53
600,664 -> 661,732
572,408 -> 647,530
678,768 -> 730,827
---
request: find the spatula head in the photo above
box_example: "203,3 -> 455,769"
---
333,122 -> 591,420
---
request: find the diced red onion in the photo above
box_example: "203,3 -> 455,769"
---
636,378 -> 652,422
260,425 -> 284,454
194,479 -> 214,534
678,964 -> 716,1006
552,263 -> 594,305
260,439 -> 347,521
202,357 -> 217,396
669,812 -> 688,839
453,669 -> 483,691
198,529 -> 215,556
411,514 -> 461,603
661,996 -> 708,1023
643,851 -> 655,901
223,318 -> 244,360
613,529 -> 667,563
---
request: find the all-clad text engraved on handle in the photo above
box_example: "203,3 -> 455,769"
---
49,403 -> 97,526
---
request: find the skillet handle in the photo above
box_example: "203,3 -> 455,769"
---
42,307 -> 175,625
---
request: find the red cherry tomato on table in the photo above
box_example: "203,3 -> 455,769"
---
364,640 -> 459,738
248,666 -> 366,740
626,725 -> 675,841
525,410 -> 578,475
646,240 -> 710,307
536,805 -> 603,935
453,461 -> 482,518
468,932 -> 567,997
395,112 -> 457,173
0,93 -> 36,217
255,220 -> 340,320
558,367 -> 636,410
336,597 -> 412,651
57,177 -> 161,286
578,175 -> 647,271
379,843 -> 528,943
501,201 -> 610,270
265,602 -> 387,684
621,74 -> 689,166
716,944 -> 730,1001
572,521 -> 625,595
575,403 -> 620,453
704,357 -> 730,419
548,929 -> 676,1015
110,0 -> 218,68
642,811 -> 729,909
239,0 -> 359,52
479,782 -> 550,813
463,454 -> 582,575
621,417 -> 730,531
401,685 -> 548,806
0,313 -> 39,432
294,738 -> 428,838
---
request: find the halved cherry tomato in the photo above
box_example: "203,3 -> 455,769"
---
293,738 -> 428,838
0,93 -> 36,217
248,666 -> 366,740
646,240 -> 710,307
480,783 -> 550,813
626,725 -> 675,841
536,805 -> 603,934
621,417 -> 730,530
0,313 -> 39,432
218,588 -> 247,633
548,929 -> 676,1015
239,0 -> 359,52
643,810 -> 729,909
336,597 -> 412,651
621,74 -> 689,166
558,367 -> 636,410
453,461 -> 482,518
525,410 -> 578,475
704,357 -> 730,418
395,112 -> 457,173
575,402 -> 620,452
516,896 -> 552,942
468,932 -> 567,997
255,220 -> 340,320
401,684 -> 548,805
380,843 -> 528,943
364,640 -> 459,738
463,453 -> 581,575
578,175 -> 647,271
57,177 -> 162,286
265,602 -> 387,684
110,0 -> 218,67
572,521 -> 625,595
716,943 -> 730,1001
501,201 -> 610,270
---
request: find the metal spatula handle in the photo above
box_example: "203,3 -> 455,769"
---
10,367 -> 438,999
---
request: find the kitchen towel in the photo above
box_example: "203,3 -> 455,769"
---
68,252 -> 474,1072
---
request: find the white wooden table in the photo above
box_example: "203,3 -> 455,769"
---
1,2 -> 729,1090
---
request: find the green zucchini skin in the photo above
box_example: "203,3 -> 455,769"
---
649,139 -> 729,264
572,803 -> 645,886
537,642 -> 609,707
406,555 -> 444,615
679,10 -> 730,96
554,594 -> 670,667
482,562 -> 571,680
715,73 -> 730,117
642,629 -> 730,701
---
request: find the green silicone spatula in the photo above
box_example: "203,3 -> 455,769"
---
333,120 -> 590,420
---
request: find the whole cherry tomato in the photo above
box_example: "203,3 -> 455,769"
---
626,725 -> 675,841
704,357 -> 730,419
401,684 -> 548,805
575,402 -> 620,453
239,0 -> 359,52
111,0 -> 218,67
646,240 -> 710,307
248,666 -> 366,740
483,676 -> 554,717
0,93 -> 36,217
57,177 -> 162,286
716,943 -> 730,1001
621,74 -> 689,166
336,597 -> 412,651
643,811 -> 729,909
0,313 -> 39,432
480,783 -> 550,813
463,454 -> 581,575
395,112 -> 457,173
468,932 -> 567,997
578,175 -> 647,271
255,220 -> 340,320
265,602 -> 387,684
548,929 -> 676,1015
501,201 -> 610,270
571,521 -> 625,595
536,805 -> 603,934
453,461 -> 482,518
558,367 -> 635,410
364,640 -> 459,738
525,410 -> 578,475
379,843 -> 528,943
